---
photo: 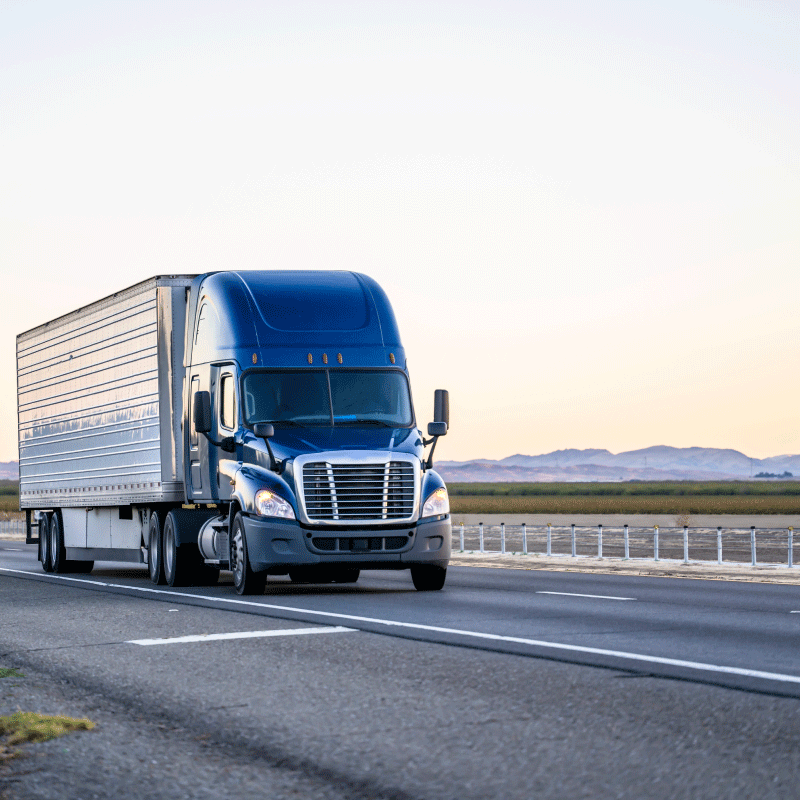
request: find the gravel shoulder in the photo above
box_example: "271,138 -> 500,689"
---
448,551 -> 800,584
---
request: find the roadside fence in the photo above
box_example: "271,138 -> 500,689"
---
453,523 -> 797,568
0,518 -> 25,537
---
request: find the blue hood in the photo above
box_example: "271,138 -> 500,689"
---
243,425 -> 424,465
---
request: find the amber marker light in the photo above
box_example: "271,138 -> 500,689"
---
307,353 -> 313,364
337,353 -> 343,363
322,353 -> 328,364
252,353 -> 258,364
389,353 -> 395,364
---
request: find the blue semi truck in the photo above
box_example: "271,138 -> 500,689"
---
17,271 -> 451,593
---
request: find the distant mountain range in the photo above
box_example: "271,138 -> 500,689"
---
3,447 -> 799,484
437,447 -> 800,482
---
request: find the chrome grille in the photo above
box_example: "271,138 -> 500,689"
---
302,461 -> 416,521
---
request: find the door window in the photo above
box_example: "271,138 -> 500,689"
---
220,374 -> 236,430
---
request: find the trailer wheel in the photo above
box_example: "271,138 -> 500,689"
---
410,565 -> 446,591
39,513 -> 52,573
49,511 -> 68,574
230,513 -> 266,595
148,510 -> 166,585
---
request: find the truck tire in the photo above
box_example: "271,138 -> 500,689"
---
49,511 -> 68,574
163,511 -> 190,587
39,513 -> 52,573
163,511 -> 218,587
410,565 -> 446,591
288,567 -> 316,584
230,513 -> 266,595
148,510 -> 166,585
331,567 -> 360,584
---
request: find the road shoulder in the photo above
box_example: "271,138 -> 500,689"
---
449,551 -> 800,584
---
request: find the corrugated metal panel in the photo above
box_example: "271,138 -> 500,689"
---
17,276 -> 194,508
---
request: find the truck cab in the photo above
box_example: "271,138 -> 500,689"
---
184,271 -> 451,594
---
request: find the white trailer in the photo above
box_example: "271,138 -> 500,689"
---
16,276 -> 194,567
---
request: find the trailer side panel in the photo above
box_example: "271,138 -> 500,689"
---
17,276 -> 192,508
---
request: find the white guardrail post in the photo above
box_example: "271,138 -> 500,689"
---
623,524 -> 629,560
459,523 -> 464,552
597,524 -> 603,558
479,522 -> 484,553
522,523 -> 527,555
717,526 -> 722,564
571,524 -> 576,558
789,527 -> 794,568
751,526 -> 756,567
683,525 -> 689,564
547,524 -> 552,557
654,526 -> 659,561
501,522 -> 506,554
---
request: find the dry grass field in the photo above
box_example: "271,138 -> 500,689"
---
3,481 -> 799,516
448,482 -> 800,515
0,482 -> 18,515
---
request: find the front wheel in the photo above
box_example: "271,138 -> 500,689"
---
330,567 -> 360,584
230,513 -> 266,596
411,565 -> 446,591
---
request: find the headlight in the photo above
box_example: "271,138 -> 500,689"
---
422,487 -> 450,518
254,489 -> 296,519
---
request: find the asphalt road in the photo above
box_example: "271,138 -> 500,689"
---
1,540 -> 799,799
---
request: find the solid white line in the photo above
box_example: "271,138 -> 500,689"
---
791,611 -> 800,614
128,626 -> 355,646
3,567 -> 800,686
537,591 -> 635,601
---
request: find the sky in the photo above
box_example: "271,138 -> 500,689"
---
1,0 -> 798,464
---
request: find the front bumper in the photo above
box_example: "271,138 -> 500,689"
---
242,514 -> 451,574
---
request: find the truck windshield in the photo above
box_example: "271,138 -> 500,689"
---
242,370 -> 413,428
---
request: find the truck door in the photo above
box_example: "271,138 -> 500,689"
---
188,373 -> 209,500
212,365 -> 238,502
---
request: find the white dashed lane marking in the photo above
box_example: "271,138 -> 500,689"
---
127,626 -> 356,646
536,591 -> 636,601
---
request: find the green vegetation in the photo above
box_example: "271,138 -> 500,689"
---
0,481 -> 19,514
0,669 -> 24,679
0,711 -> 94,746
448,482 -> 800,515
0,711 -> 94,762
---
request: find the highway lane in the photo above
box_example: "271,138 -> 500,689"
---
1,540 -> 800,798
2,542 -> 800,695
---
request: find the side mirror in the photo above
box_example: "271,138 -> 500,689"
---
253,422 -> 275,440
427,422 -> 447,437
253,422 -> 279,473
193,391 -> 212,434
433,389 -> 449,427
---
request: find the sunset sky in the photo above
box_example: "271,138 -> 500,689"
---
1,0 -> 797,465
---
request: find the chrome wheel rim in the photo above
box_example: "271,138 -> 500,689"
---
41,517 -> 50,567
49,519 -> 58,566
149,524 -> 159,580
232,526 -> 244,586
164,521 -> 174,578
